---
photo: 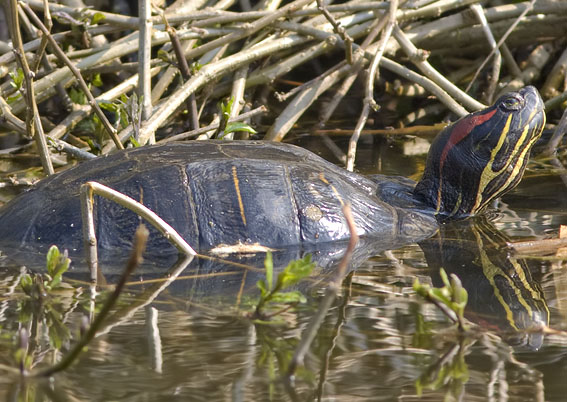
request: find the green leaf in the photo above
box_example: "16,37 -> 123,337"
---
9,69 -> 24,89
130,136 -> 141,147
269,290 -> 306,304
157,49 -> 171,63
224,122 -> 257,135
91,12 -> 105,25
46,246 -> 60,277
265,252 -> 273,292
19,274 -> 33,296
276,255 -> 314,290
257,279 -> 268,298
69,87 -> 86,104
91,73 -> 103,87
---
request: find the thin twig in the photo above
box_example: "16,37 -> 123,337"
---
469,3 -> 501,103
543,105 -> 567,156
9,0 -> 54,175
393,25 -> 486,111
346,0 -> 397,172
163,16 -> 199,131
138,0 -> 153,125
316,0 -> 353,64
20,1 -> 124,150
465,0 -> 536,93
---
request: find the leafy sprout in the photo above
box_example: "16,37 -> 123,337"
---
413,269 -> 468,331
253,252 -> 315,323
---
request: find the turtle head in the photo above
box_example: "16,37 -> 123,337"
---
413,86 -> 545,220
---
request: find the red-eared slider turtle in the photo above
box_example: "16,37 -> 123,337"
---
0,86 -> 545,260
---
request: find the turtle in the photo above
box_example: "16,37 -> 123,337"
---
0,86 -> 546,265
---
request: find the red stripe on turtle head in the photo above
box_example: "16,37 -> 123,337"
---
438,108 -> 498,172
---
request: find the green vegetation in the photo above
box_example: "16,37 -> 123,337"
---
253,252 -> 315,323
413,269 -> 469,331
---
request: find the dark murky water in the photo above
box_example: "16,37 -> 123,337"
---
0,137 -> 566,401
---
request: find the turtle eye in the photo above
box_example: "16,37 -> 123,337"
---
500,94 -> 524,111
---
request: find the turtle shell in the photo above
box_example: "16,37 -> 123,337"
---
0,141 -> 437,259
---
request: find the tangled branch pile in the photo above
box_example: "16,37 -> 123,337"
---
0,0 -> 566,176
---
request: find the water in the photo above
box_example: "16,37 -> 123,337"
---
0,137 -> 566,401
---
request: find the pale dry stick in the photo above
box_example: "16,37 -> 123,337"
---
150,0 -> 246,111
469,3 -> 501,104
541,46 -> 567,99
404,0 -> 566,50
179,0 -> 314,65
0,24 -> 122,67
62,25 -> 235,63
33,225 -> 150,378
265,63 -> 352,141
498,44 -> 551,96
9,0 -> 54,175
206,13 -> 378,98
26,0 -> 140,28
276,61 -> 346,103
317,11 -> 389,127
346,0 -> 397,171
139,0 -> 153,124
211,18 -> 468,118
316,0 -> 353,64
545,91 -> 567,112
16,1 -> 73,111
48,67 -> 161,141
29,0 -> 50,74
20,2 -> 124,150
136,33 -> 312,145
226,66 -> 249,140
80,181 -> 197,282
287,204 -> 359,376
159,105 -> 267,143
6,25 -> 226,114
393,25 -> 486,111
400,0 -> 481,21
242,18 -> 472,120
465,0 -> 536,93
543,106 -> 567,157
48,136 -> 97,160
0,96 -> 26,134
166,2 -> 390,27
164,19 -> 199,131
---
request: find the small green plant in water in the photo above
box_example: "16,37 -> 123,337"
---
20,246 -> 71,297
253,252 -> 314,322
413,269 -> 468,331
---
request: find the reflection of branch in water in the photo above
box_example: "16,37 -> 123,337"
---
286,204 -> 359,377
316,272 -> 353,402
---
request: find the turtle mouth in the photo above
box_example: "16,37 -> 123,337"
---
520,86 -> 546,135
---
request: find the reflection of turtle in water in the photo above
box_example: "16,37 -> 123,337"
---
0,86 -> 545,260
421,217 -> 549,350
